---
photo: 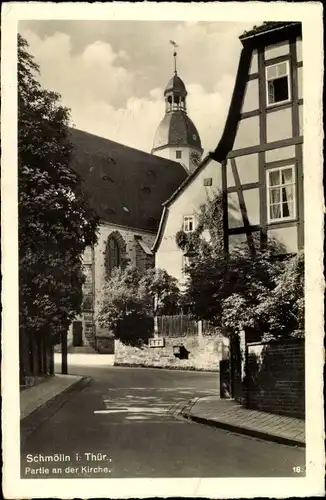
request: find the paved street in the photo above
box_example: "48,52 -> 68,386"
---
21,363 -> 305,478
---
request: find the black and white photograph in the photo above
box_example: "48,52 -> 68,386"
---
1,2 -> 324,498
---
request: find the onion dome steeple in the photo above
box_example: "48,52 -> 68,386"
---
151,41 -> 203,172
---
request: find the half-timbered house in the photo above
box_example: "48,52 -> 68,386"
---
210,21 -> 303,256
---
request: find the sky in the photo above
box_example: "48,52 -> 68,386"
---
19,20 -> 256,155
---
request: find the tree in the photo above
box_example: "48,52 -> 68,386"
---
96,265 -> 181,346
18,34 -> 99,377
252,251 -> 304,340
175,193 -> 226,324
220,241 -> 286,334
138,268 -> 181,316
175,193 -> 224,259
176,193 -> 290,335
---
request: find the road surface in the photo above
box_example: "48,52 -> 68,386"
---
21,362 -> 305,478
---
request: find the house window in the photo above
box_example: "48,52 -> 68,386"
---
204,177 -> 213,187
183,215 -> 195,233
267,166 -> 296,222
176,150 -> 182,159
266,61 -> 291,106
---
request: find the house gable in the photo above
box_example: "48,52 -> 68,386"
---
210,22 -> 303,256
154,159 -> 222,282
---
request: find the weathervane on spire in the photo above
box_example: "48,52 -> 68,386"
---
169,40 -> 179,75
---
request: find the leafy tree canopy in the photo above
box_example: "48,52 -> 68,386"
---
18,34 -> 99,343
176,193 -> 303,339
96,266 -> 181,345
252,251 -> 304,340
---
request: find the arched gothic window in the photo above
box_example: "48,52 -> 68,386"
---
104,231 -> 127,279
108,236 -> 120,273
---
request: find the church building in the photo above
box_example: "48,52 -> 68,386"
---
65,48 -> 202,351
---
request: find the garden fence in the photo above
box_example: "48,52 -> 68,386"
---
156,314 -> 216,337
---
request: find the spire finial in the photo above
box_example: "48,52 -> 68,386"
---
169,40 -> 179,75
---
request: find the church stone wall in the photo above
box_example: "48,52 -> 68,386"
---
66,224 -> 156,349
94,224 -> 156,299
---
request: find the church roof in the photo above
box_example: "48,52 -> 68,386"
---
164,74 -> 187,96
69,128 -> 187,232
152,111 -> 202,152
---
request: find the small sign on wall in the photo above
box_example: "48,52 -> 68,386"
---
148,337 -> 165,348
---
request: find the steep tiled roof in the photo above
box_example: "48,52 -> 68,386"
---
69,128 -> 187,232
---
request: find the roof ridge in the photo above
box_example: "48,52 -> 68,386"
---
240,21 -> 299,40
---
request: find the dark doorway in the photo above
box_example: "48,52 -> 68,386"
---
72,321 -> 83,347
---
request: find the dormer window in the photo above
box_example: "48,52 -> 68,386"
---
183,215 -> 195,233
266,61 -> 291,107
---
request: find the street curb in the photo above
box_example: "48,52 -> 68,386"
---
183,413 -> 306,448
114,362 -> 218,373
21,376 -> 92,446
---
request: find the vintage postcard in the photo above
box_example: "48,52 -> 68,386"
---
1,1 -> 324,498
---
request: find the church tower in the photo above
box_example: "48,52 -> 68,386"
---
151,42 -> 203,173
